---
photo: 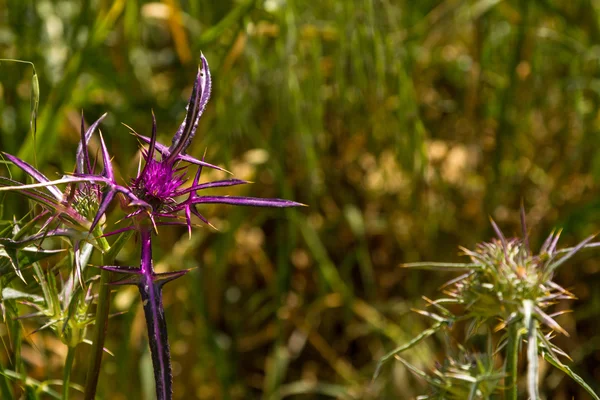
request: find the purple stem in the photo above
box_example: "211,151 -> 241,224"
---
139,228 -> 173,400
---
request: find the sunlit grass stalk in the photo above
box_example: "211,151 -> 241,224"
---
0,357 -> 11,399
62,345 -> 76,400
83,230 -> 133,400
505,322 -> 520,400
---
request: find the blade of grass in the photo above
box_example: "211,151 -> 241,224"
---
542,350 -> 600,400
373,321 -> 443,380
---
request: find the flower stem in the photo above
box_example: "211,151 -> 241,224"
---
138,227 -> 173,400
505,322 -> 521,400
83,230 -> 134,400
62,346 -> 76,400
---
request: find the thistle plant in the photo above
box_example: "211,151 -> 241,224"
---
375,209 -> 600,399
0,54 -> 303,400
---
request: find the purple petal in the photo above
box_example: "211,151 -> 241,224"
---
167,54 -> 212,161
2,152 -> 63,200
189,195 -> 305,208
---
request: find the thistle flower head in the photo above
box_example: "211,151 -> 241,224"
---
95,54 -> 303,400
0,112 -> 119,232
396,210 -> 600,400
448,218 -> 594,334
133,158 -> 186,212
119,54 -> 303,233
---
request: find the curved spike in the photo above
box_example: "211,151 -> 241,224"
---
166,54 -> 212,163
100,265 -> 141,274
189,195 -> 306,208
133,134 -> 230,174
520,200 -> 530,255
137,111 -> 158,182
175,179 -> 250,196
80,111 -> 89,173
190,206 -> 211,227
154,269 -> 191,288
89,188 -> 115,232
489,217 -> 508,262
97,131 -> 114,181
76,113 -> 108,175
2,152 -> 63,200
184,206 -> 193,239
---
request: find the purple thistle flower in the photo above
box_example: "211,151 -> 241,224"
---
101,54 -> 303,400
116,54 -> 303,232
0,112 -> 139,231
1,53 -> 303,400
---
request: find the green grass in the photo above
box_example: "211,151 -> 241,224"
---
1,0 -> 600,398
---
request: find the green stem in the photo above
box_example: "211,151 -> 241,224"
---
83,230 -> 134,400
83,245 -> 110,400
505,322 -> 521,400
62,346 -> 76,400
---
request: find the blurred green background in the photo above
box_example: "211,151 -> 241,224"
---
2,0 -> 600,398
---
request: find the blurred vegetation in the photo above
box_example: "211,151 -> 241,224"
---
1,0 -> 600,398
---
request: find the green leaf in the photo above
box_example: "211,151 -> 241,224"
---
0,244 -> 63,280
0,369 -> 60,399
542,351 -> 600,400
1,287 -> 43,303
373,321 -> 444,380
401,262 -> 482,271
271,381 -> 355,400
30,70 -> 39,136
0,247 -> 25,282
